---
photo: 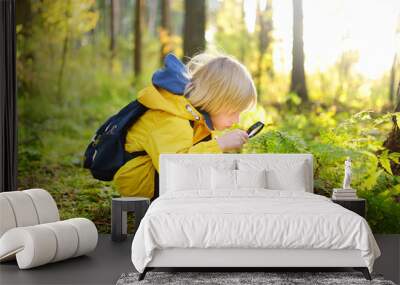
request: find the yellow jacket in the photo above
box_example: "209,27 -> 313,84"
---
113,85 -> 223,198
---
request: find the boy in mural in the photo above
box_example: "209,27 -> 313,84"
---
114,53 -> 257,200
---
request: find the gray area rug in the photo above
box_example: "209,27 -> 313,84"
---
116,271 -> 396,285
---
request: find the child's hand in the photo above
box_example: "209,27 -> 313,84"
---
216,130 -> 249,152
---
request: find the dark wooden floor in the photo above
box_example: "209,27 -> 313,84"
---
0,234 -> 135,285
375,234 -> 400,284
0,234 -> 399,285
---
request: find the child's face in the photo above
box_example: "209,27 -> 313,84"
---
210,111 -> 240,131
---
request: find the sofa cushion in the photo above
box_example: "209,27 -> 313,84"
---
0,189 -> 60,238
0,218 -> 97,269
0,189 -> 98,269
0,191 -> 39,228
24,189 -> 60,224
0,196 -> 17,237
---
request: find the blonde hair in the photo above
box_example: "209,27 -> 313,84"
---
184,53 -> 257,115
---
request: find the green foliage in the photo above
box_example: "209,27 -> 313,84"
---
360,174 -> 400,233
241,109 -> 400,233
17,0 -> 99,99
242,130 -> 307,154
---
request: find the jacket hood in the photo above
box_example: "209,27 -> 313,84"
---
152,53 -> 191,95
137,53 -> 214,130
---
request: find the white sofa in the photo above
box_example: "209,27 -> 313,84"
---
0,188 -> 98,269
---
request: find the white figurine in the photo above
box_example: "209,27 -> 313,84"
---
342,157 -> 352,189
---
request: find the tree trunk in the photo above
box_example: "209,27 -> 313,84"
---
57,0 -> 71,99
389,54 -> 397,106
289,0 -> 308,104
147,0 -> 158,37
99,0 -> 107,35
134,0 -> 143,76
16,0 -> 31,35
239,0 -> 246,62
382,81 -> 400,176
110,0 -> 120,69
395,81 -> 400,112
183,0 -> 206,63
256,0 -> 273,98
15,0 -> 33,92
160,0 -> 171,64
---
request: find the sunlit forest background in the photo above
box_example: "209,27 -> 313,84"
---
16,0 -> 400,233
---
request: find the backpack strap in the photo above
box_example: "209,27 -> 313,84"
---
194,134 -> 212,145
189,119 -> 212,145
123,150 -> 147,162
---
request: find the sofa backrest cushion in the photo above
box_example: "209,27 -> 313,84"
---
0,189 -> 59,238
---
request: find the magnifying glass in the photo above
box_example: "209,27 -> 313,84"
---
246,121 -> 265,138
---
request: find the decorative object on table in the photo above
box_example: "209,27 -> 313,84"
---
343,157 -> 352,189
116,271 -> 394,285
111,197 -> 150,242
332,198 -> 366,218
332,157 -> 358,200
0,189 -> 98,269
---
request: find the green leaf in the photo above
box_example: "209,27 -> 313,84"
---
388,152 -> 400,164
379,157 -> 393,175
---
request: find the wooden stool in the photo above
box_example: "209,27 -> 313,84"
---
111,197 -> 150,242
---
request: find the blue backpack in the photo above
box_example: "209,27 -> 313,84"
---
83,100 -> 149,181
